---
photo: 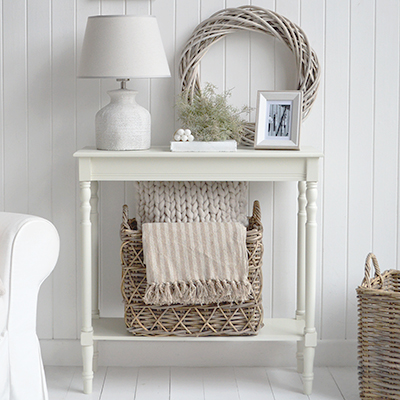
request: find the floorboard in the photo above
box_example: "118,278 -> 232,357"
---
65,367 -> 107,400
329,367 -> 360,400
135,367 -> 170,400
202,367 -> 240,400
170,367 -> 204,400
100,367 -> 138,400
44,366 -> 359,399
46,366 -> 76,399
310,368 -> 345,400
234,367 -> 274,400
267,368 -> 306,399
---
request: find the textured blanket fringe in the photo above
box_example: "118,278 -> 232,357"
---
144,279 -> 252,306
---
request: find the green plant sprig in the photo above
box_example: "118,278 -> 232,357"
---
176,83 -> 250,143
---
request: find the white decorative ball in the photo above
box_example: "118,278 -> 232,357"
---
188,134 -> 194,142
184,129 -> 191,136
176,128 -> 185,136
174,134 -> 181,141
181,135 -> 188,142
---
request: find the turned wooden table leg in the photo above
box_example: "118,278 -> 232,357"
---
90,181 -> 99,372
303,181 -> 318,395
80,181 -> 94,394
296,181 -> 306,373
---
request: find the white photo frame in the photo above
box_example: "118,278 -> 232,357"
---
254,90 -> 302,150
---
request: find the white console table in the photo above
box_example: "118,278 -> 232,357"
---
74,146 -> 322,395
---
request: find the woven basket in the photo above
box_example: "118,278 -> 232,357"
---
120,200 -> 263,337
357,253 -> 400,399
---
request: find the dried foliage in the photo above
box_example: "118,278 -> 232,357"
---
176,83 -> 250,143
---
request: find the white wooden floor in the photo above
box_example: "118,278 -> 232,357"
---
45,366 -> 359,400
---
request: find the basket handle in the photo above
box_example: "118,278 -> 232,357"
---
252,200 -> 261,225
362,253 -> 383,287
121,204 -> 131,231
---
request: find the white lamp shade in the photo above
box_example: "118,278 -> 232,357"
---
78,15 -> 170,79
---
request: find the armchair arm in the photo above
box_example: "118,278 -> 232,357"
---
0,212 -> 59,400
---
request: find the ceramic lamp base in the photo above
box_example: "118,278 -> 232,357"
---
95,89 -> 150,150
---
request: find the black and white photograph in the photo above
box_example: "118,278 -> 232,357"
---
267,100 -> 292,138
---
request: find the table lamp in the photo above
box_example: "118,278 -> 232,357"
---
78,15 -> 170,150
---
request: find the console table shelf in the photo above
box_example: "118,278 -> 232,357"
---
92,317 -> 305,342
74,145 -> 322,396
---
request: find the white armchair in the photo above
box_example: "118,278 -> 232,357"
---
0,212 -> 59,400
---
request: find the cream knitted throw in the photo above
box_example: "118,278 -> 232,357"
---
136,181 -> 248,228
142,221 -> 251,306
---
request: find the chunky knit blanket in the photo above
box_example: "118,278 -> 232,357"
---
142,221 -> 250,306
136,181 -> 248,227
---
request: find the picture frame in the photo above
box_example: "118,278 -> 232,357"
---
254,90 -> 302,150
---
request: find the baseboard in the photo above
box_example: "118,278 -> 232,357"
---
41,339 -> 357,367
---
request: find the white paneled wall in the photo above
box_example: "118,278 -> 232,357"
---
1,0 -> 399,366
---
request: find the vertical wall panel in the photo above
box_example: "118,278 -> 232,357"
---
76,0 -> 100,152
51,0 -> 78,339
225,0 -> 250,110
126,0 -> 150,15
27,0 -> 53,339
199,0 -> 225,94
151,0 -> 176,145
373,1 -> 399,271
99,182 -> 126,317
346,0 -> 375,340
321,0 -> 350,340
175,0 -> 200,128
175,0 -> 200,132
3,0 -> 28,213
300,0 -> 325,150
27,0 -> 52,219
249,0 -> 275,120
274,1 -> 298,92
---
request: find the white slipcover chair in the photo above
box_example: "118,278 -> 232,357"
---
0,213 -> 59,400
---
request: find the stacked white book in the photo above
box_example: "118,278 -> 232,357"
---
170,140 -> 237,152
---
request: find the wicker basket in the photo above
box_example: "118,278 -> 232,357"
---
120,200 -> 264,337
357,253 -> 400,399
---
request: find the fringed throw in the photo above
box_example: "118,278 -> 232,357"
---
142,221 -> 250,306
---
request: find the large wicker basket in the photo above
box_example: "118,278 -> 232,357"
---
357,253 -> 400,399
120,200 -> 264,337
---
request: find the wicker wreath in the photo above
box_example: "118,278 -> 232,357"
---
178,5 -> 320,146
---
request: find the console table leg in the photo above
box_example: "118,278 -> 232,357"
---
91,181 -> 99,320
296,340 -> 305,374
82,341 -> 94,394
303,181 -> 318,395
296,181 -> 306,373
80,181 -> 94,394
303,346 -> 315,395
90,181 -> 99,373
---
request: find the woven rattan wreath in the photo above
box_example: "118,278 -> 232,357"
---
178,5 -> 320,145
